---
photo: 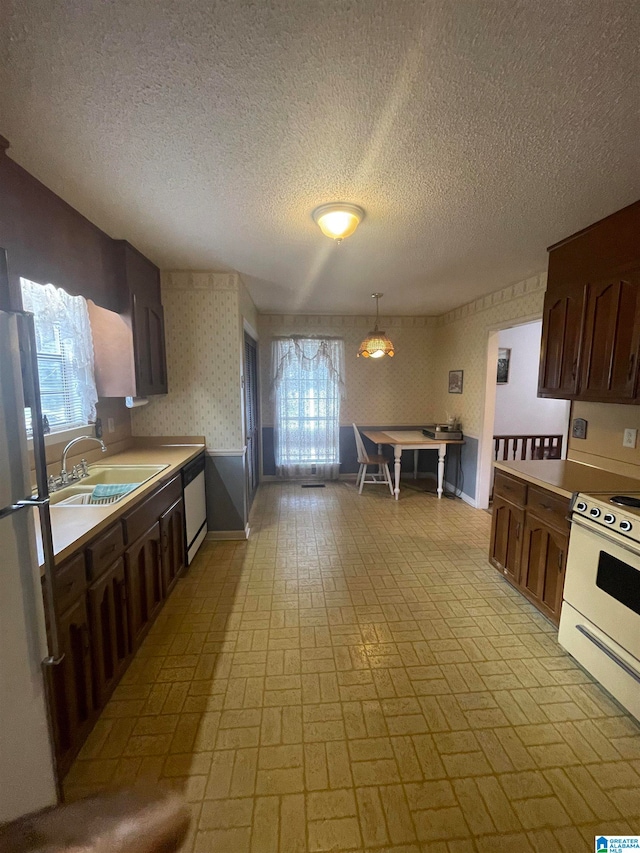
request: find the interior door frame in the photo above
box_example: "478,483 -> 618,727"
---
242,321 -> 260,509
476,312 -> 547,510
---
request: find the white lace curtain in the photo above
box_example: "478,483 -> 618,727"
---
20,279 -> 98,429
271,337 -> 346,480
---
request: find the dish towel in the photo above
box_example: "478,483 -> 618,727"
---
90,483 -> 141,505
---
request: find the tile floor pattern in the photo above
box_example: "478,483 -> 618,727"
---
64,482 -> 640,852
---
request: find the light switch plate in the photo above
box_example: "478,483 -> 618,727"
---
623,428 -> 637,449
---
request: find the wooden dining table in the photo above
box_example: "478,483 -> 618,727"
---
362,430 -> 465,500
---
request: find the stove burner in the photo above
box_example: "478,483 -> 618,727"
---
610,495 -> 640,508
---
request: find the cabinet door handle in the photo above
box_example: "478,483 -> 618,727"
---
628,354 -> 636,382
515,522 -> 521,539
558,551 -> 564,571
571,358 -> 578,381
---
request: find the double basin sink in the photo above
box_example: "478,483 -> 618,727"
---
50,464 -> 169,507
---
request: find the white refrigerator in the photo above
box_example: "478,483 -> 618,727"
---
0,288 -> 59,820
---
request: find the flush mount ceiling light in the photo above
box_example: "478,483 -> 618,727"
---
358,293 -> 395,359
312,202 -> 364,243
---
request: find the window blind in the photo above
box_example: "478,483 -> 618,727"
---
20,279 -> 98,434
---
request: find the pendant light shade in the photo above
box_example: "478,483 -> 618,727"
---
358,293 -> 395,358
312,203 -> 364,243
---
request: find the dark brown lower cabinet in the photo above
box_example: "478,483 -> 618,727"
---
50,595 -> 95,774
87,557 -> 130,707
161,497 -> 185,597
45,468 -> 194,777
520,517 -> 568,624
489,496 -> 524,585
125,520 -> 163,649
490,469 -> 569,626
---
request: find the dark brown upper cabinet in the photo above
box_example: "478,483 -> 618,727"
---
119,241 -> 168,397
90,241 -> 168,398
538,199 -> 640,403
579,270 -> 640,401
538,275 -> 586,398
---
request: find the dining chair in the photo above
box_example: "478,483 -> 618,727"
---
352,424 -> 394,495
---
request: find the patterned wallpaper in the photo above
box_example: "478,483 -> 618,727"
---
432,273 -> 547,436
132,269 -> 547,454
258,314 -> 438,427
238,275 -> 259,335
131,271 -> 246,449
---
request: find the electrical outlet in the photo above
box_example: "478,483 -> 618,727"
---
107,417 -> 115,434
623,428 -> 637,449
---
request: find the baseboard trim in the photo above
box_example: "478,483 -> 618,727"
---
444,479 -> 477,507
261,472 -> 439,483
261,474 -> 356,482
206,524 -> 250,541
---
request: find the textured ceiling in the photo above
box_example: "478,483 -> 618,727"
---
1,0 -> 639,315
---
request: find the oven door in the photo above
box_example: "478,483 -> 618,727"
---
562,516 -> 640,661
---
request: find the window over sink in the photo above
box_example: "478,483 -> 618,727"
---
20,278 -> 98,435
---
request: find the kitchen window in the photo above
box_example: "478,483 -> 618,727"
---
271,337 -> 345,479
20,278 -> 98,435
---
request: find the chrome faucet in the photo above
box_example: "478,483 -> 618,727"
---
60,436 -> 107,484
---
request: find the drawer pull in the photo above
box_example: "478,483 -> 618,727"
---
101,543 -> 117,556
62,580 -> 75,593
539,503 -> 553,511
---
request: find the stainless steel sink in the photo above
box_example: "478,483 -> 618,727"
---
49,464 -> 169,506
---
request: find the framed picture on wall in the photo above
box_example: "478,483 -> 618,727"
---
497,348 -> 511,384
448,369 -> 463,394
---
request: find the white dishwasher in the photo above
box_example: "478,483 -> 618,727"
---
182,453 -> 207,564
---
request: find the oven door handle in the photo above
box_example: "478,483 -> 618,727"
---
571,516 -> 640,560
575,624 -> 640,685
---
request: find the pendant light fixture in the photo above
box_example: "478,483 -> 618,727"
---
358,293 -> 395,358
312,202 -> 364,243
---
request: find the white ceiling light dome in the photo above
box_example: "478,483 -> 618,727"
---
312,203 -> 365,243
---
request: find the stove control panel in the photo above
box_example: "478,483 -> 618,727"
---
571,494 -> 640,538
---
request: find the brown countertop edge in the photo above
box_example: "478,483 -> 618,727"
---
46,438 -> 206,567
494,459 -> 640,500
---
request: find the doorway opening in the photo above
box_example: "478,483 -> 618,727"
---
476,319 -> 571,510
243,331 -> 260,509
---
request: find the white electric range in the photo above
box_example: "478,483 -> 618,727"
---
559,491 -> 640,721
